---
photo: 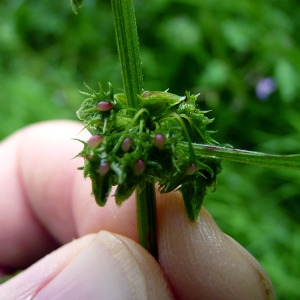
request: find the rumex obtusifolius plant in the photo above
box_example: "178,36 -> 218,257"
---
76,83 -> 222,221
73,0 -> 300,259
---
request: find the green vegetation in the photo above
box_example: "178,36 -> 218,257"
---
1,1 -> 300,298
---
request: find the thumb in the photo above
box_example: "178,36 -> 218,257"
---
0,231 -> 173,300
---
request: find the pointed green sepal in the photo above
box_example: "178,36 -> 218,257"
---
180,176 -> 206,221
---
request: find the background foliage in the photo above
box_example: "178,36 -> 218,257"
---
1,0 -> 300,298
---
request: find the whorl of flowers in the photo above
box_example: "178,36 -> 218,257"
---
76,83 -> 222,220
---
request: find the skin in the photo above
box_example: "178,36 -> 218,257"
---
0,120 -> 275,299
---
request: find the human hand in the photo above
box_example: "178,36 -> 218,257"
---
0,120 -> 275,299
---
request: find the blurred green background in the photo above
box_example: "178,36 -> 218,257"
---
1,0 -> 300,298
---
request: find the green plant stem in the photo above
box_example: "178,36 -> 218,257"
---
111,0 -> 143,107
111,0 -> 157,257
179,142 -> 300,169
136,183 -> 157,259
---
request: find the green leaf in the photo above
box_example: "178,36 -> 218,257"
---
275,59 -> 298,102
140,91 -> 185,116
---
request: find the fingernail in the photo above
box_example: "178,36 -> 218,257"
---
36,231 -> 148,299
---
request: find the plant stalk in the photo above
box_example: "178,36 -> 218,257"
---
179,142 -> 300,169
136,183 -> 157,259
111,0 -> 157,258
111,0 -> 143,107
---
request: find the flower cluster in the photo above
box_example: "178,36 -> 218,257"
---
76,83 -> 222,220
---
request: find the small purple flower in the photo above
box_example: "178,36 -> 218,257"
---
134,159 -> 145,175
97,101 -> 114,111
154,133 -> 165,150
186,163 -> 197,175
122,137 -> 132,152
255,77 -> 277,100
99,161 -> 110,176
88,134 -> 103,148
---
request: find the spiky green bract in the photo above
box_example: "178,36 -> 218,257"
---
180,159 -> 221,220
77,83 -> 222,220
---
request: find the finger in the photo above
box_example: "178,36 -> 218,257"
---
0,124 -> 60,268
0,120 -> 137,268
157,192 -> 275,300
0,120 -> 275,300
0,231 -> 173,300
18,120 -> 138,241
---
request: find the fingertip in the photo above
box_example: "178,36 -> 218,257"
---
157,192 -> 275,300
112,232 -> 174,300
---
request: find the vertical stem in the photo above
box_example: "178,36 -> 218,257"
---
136,183 -> 158,259
111,0 -> 157,258
111,0 -> 143,106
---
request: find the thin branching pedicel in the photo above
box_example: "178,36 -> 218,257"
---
76,83 -> 222,221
